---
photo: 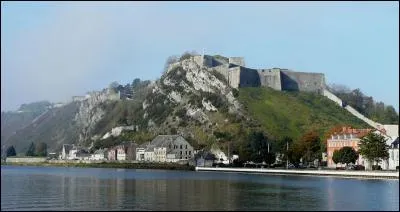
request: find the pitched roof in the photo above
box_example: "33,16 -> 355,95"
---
150,135 -> 181,147
333,127 -> 373,138
63,144 -> 73,153
94,149 -> 108,154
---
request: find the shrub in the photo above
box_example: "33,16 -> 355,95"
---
372,165 -> 382,170
232,89 -> 239,98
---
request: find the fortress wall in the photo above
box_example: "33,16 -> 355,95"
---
213,64 -> 230,81
258,68 -> 282,91
193,55 -> 215,67
322,89 -> 343,106
203,55 -> 214,67
228,67 -> 241,88
238,67 -> 261,87
281,70 -> 325,93
229,57 -> 245,67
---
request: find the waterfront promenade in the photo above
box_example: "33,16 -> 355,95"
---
195,167 -> 399,179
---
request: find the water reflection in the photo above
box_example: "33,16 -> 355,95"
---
1,166 -> 399,211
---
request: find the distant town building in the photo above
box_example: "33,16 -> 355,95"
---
61,144 -> 73,160
91,148 -> 108,160
388,138 -> 399,170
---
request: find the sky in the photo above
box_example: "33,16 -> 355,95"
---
1,1 -> 399,112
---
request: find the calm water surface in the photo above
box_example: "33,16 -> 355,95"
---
1,165 -> 399,211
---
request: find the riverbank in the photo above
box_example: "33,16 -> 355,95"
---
195,167 -> 399,179
1,161 -> 195,171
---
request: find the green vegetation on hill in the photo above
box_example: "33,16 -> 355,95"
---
238,87 -> 369,142
5,102 -> 80,154
328,85 -> 399,124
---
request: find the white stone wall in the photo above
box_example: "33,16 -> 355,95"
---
345,105 -> 381,129
322,89 -> 343,106
389,149 -> 399,170
228,67 -> 241,88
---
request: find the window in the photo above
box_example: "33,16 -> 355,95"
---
180,151 -> 182,155
185,151 -> 187,155
185,145 -> 187,149
189,151 -> 191,155
180,145 -> 182,149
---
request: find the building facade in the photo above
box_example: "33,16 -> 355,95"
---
327,127 -> 373,168
388,138 -> 399,170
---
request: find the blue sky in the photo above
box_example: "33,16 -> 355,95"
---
1,1 -> 399,111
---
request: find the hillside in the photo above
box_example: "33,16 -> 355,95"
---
2,53 -> 395,156
3,102 -> 81,153
238,87 -> 369,141
1,101 -> 52,144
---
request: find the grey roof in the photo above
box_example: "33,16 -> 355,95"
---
150,135 -> 181,147
94,149 -> 108,154
391,137 -> 399,148
63,144 -> 73,153
145,145 -> 155,152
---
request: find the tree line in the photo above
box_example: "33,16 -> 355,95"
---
3,142 -> 48,157
328,83 -> 398,124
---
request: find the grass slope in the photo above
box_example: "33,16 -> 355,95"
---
238,87 -> 369,141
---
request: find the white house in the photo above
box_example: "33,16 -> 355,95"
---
144,145 -> 155,161
136,147 -> 146,161
388,138 -> 399,170
91,149 -> 108,160
363,130 -> 397,170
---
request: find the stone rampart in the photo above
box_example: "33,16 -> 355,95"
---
281,70 -> 325,93
258,68 -> 282,90
229,57 -> 245,67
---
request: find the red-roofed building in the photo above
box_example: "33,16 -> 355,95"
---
327,127 -> 373,168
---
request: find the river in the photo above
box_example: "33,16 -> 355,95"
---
1,165 -> 399,211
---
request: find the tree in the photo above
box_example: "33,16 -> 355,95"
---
108,81 -> 120,94
358,132 -> 389,166
131,78 -> 141,88
338,146 -> 358,166
274,136 -> 293,164
248,131 -> 269,163
298,131 -> 322,164
35,142 -> 47,157
332,150 -> 341,167
264,152 -> 276,166
384,106 -> 399,124
6,146 -> 16,157
26,142 -> 36,156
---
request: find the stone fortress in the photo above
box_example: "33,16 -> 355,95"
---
193,54 -> 326,94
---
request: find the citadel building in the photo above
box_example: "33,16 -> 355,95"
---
193,54 -> 326,94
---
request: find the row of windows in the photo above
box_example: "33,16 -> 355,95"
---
331,134 -> 355,140
180,151 -> 191,155
328,141 -> 358,147
174,144 -> 189,149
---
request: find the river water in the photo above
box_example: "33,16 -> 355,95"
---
1,165 -> 399,211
